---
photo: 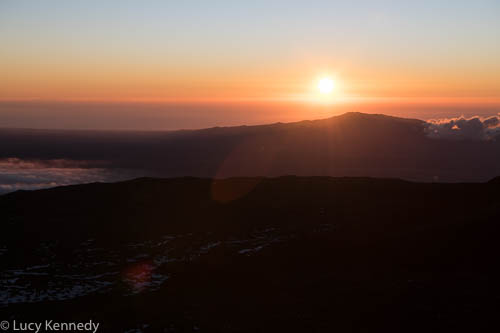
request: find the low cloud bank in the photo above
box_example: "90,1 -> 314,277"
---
426,115 -> 500,140
0,158 -> 135,194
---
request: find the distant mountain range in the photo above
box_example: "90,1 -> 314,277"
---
1,112 -> 500,182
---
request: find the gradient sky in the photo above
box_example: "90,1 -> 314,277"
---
1,1 -> 500,129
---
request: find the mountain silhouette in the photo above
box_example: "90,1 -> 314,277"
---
1,112 -> 500,183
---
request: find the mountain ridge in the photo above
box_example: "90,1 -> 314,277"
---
1,112 -> 499,184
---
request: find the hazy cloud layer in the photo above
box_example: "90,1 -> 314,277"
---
0,158 -> 134,194
425,115 -> 500,140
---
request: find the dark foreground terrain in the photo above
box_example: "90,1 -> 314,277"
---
1,176 -> 500,332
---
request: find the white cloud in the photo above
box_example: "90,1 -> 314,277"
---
425,115 -> 500,140
0,158 -> 134,194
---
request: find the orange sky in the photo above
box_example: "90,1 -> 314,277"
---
3,53 -> 500,103
1,1 -> 500,123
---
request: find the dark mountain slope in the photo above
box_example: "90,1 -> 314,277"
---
1,177 -> 500,332
2,112 -> 500,182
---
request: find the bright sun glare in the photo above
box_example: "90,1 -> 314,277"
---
318,77 -> 334,94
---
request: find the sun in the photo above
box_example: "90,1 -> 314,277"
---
318,77 -> 334,94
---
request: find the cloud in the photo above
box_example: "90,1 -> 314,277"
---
0,158 -> 136,194
425,115 -> 500,140
0,158 -> 108,170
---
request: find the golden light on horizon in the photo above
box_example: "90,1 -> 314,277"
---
318,77 -> 335,94
305,75 -> 344,104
